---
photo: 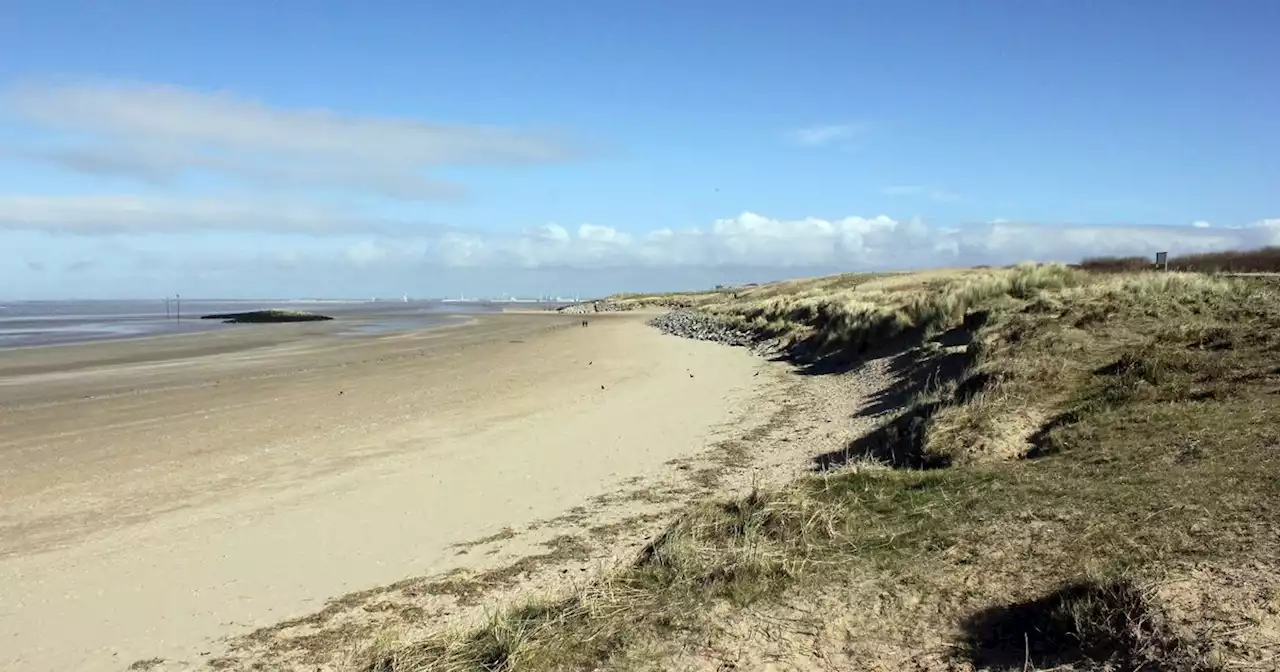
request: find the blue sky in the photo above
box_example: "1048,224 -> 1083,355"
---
1,0 -> 1277,299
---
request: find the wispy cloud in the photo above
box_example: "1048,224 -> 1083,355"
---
0,194 -> 451,235
881,185 -> 962,202
785,122 -> 867,148
1,80 -> 581,201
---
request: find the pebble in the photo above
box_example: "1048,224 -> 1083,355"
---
646,310 -> 758,349
557,298 -> 693,314
556,301 -> 630,315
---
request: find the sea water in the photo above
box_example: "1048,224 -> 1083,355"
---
0,300 -> 505,349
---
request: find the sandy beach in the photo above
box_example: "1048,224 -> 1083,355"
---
0,312 -> 769,671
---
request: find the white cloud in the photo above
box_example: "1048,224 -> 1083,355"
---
416,213 -> 1280,271
882,185 -> 962,202
533,223 -> 571,243
343,240 -> 389,267
577,223 -> 632,244
785,122 -> 866,147
4,193 -> 1277,272
2,80 -> 579,200
19,146 -> 470,200
1192,220 -> 1212,228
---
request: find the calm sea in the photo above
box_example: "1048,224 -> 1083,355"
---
0,299 -> 511,349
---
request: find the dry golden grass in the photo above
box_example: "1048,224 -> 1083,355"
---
681,264 -> 1083,373
363,263 -> 1280,671
602,289 -> 732,310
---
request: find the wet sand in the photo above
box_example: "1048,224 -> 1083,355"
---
0,312 -> 766,670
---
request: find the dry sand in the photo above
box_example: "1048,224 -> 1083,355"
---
0,312 -> 769,671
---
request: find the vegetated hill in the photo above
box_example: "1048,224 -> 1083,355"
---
366,263 -> 1280,671
1082,245 -> 1280,273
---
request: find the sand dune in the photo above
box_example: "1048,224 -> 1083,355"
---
0,313 -> 767,671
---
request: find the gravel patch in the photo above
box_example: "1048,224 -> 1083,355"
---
557,301 -> 632,315
559,299 -> 700,315
647,310 -> 757,348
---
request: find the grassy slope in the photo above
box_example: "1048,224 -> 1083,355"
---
367,267 -> 1280,671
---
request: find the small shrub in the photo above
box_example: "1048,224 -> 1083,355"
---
1080,256 -> 1154,273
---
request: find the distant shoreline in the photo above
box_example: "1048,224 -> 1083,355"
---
0,300 -> 509,351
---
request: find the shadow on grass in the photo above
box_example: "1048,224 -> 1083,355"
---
812,318 -> 989,471
960,579 -> 1192,671
814,402 -> 947,470
773,325 -> 929,377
